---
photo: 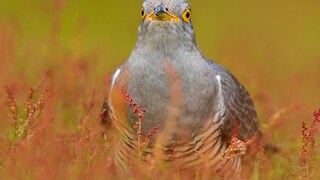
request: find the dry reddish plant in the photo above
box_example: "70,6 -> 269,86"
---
121,86 -> 159,151
4,86 -> 18,127
4,86 -> 49,143
0,82 -> 114,179
300,110 -> 320,162
287,109 -> 320,179
224,120 -> 251,160
1,76 -> 317,179
24,88 -> 34,117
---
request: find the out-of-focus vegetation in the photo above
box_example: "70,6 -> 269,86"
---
0,0 -> 319,179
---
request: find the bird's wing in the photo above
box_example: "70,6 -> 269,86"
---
101,99 -> 112,126
101,66 -> 124,126
206,60 -> 260,142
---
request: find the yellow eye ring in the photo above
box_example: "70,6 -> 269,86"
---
141,8 -> 146,20
182,8 -> 191,22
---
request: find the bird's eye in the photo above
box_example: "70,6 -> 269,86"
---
141,8 -> 146,20
182,8 -> 191,22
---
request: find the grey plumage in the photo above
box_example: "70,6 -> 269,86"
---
102,0 -> 260,177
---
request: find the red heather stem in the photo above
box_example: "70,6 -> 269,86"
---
100,109 -> 106,119
144,127 -> 159,142
300,122 -> 308,164
121,86 -> 147,149
309,109 -> 320,149
5,86 -> 18,127
24,88 -> 34,117
231,119 -> 239,145
313,109 -> 320,121
301,122 -> 308,145
300,109 -> 320,165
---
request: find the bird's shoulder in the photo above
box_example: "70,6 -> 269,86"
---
101,64 -> 128,126
205,59 -> 260,141
111,64 -> 129,89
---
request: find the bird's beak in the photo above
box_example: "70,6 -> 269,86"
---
147,5 -> 181,23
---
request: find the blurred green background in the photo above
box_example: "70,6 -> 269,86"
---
0,0 -> 319,117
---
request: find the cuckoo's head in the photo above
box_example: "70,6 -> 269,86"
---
138,0 -> 196,46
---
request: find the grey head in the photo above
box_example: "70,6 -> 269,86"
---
136,0 -> 198,53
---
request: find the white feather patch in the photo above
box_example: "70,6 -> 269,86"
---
111,68 -> 121,89
214,75 -> 225,124
216,75 -> 221,86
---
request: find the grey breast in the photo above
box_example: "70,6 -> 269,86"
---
125,24 -> 221,141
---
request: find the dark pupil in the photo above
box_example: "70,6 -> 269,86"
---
186,12 -> 190,18
141,10 -> 144,16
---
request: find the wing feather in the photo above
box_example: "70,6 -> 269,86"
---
101,67 -> 123,126
206,60 -> 260,141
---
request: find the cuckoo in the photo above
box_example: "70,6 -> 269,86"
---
101,0 -> 260,177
